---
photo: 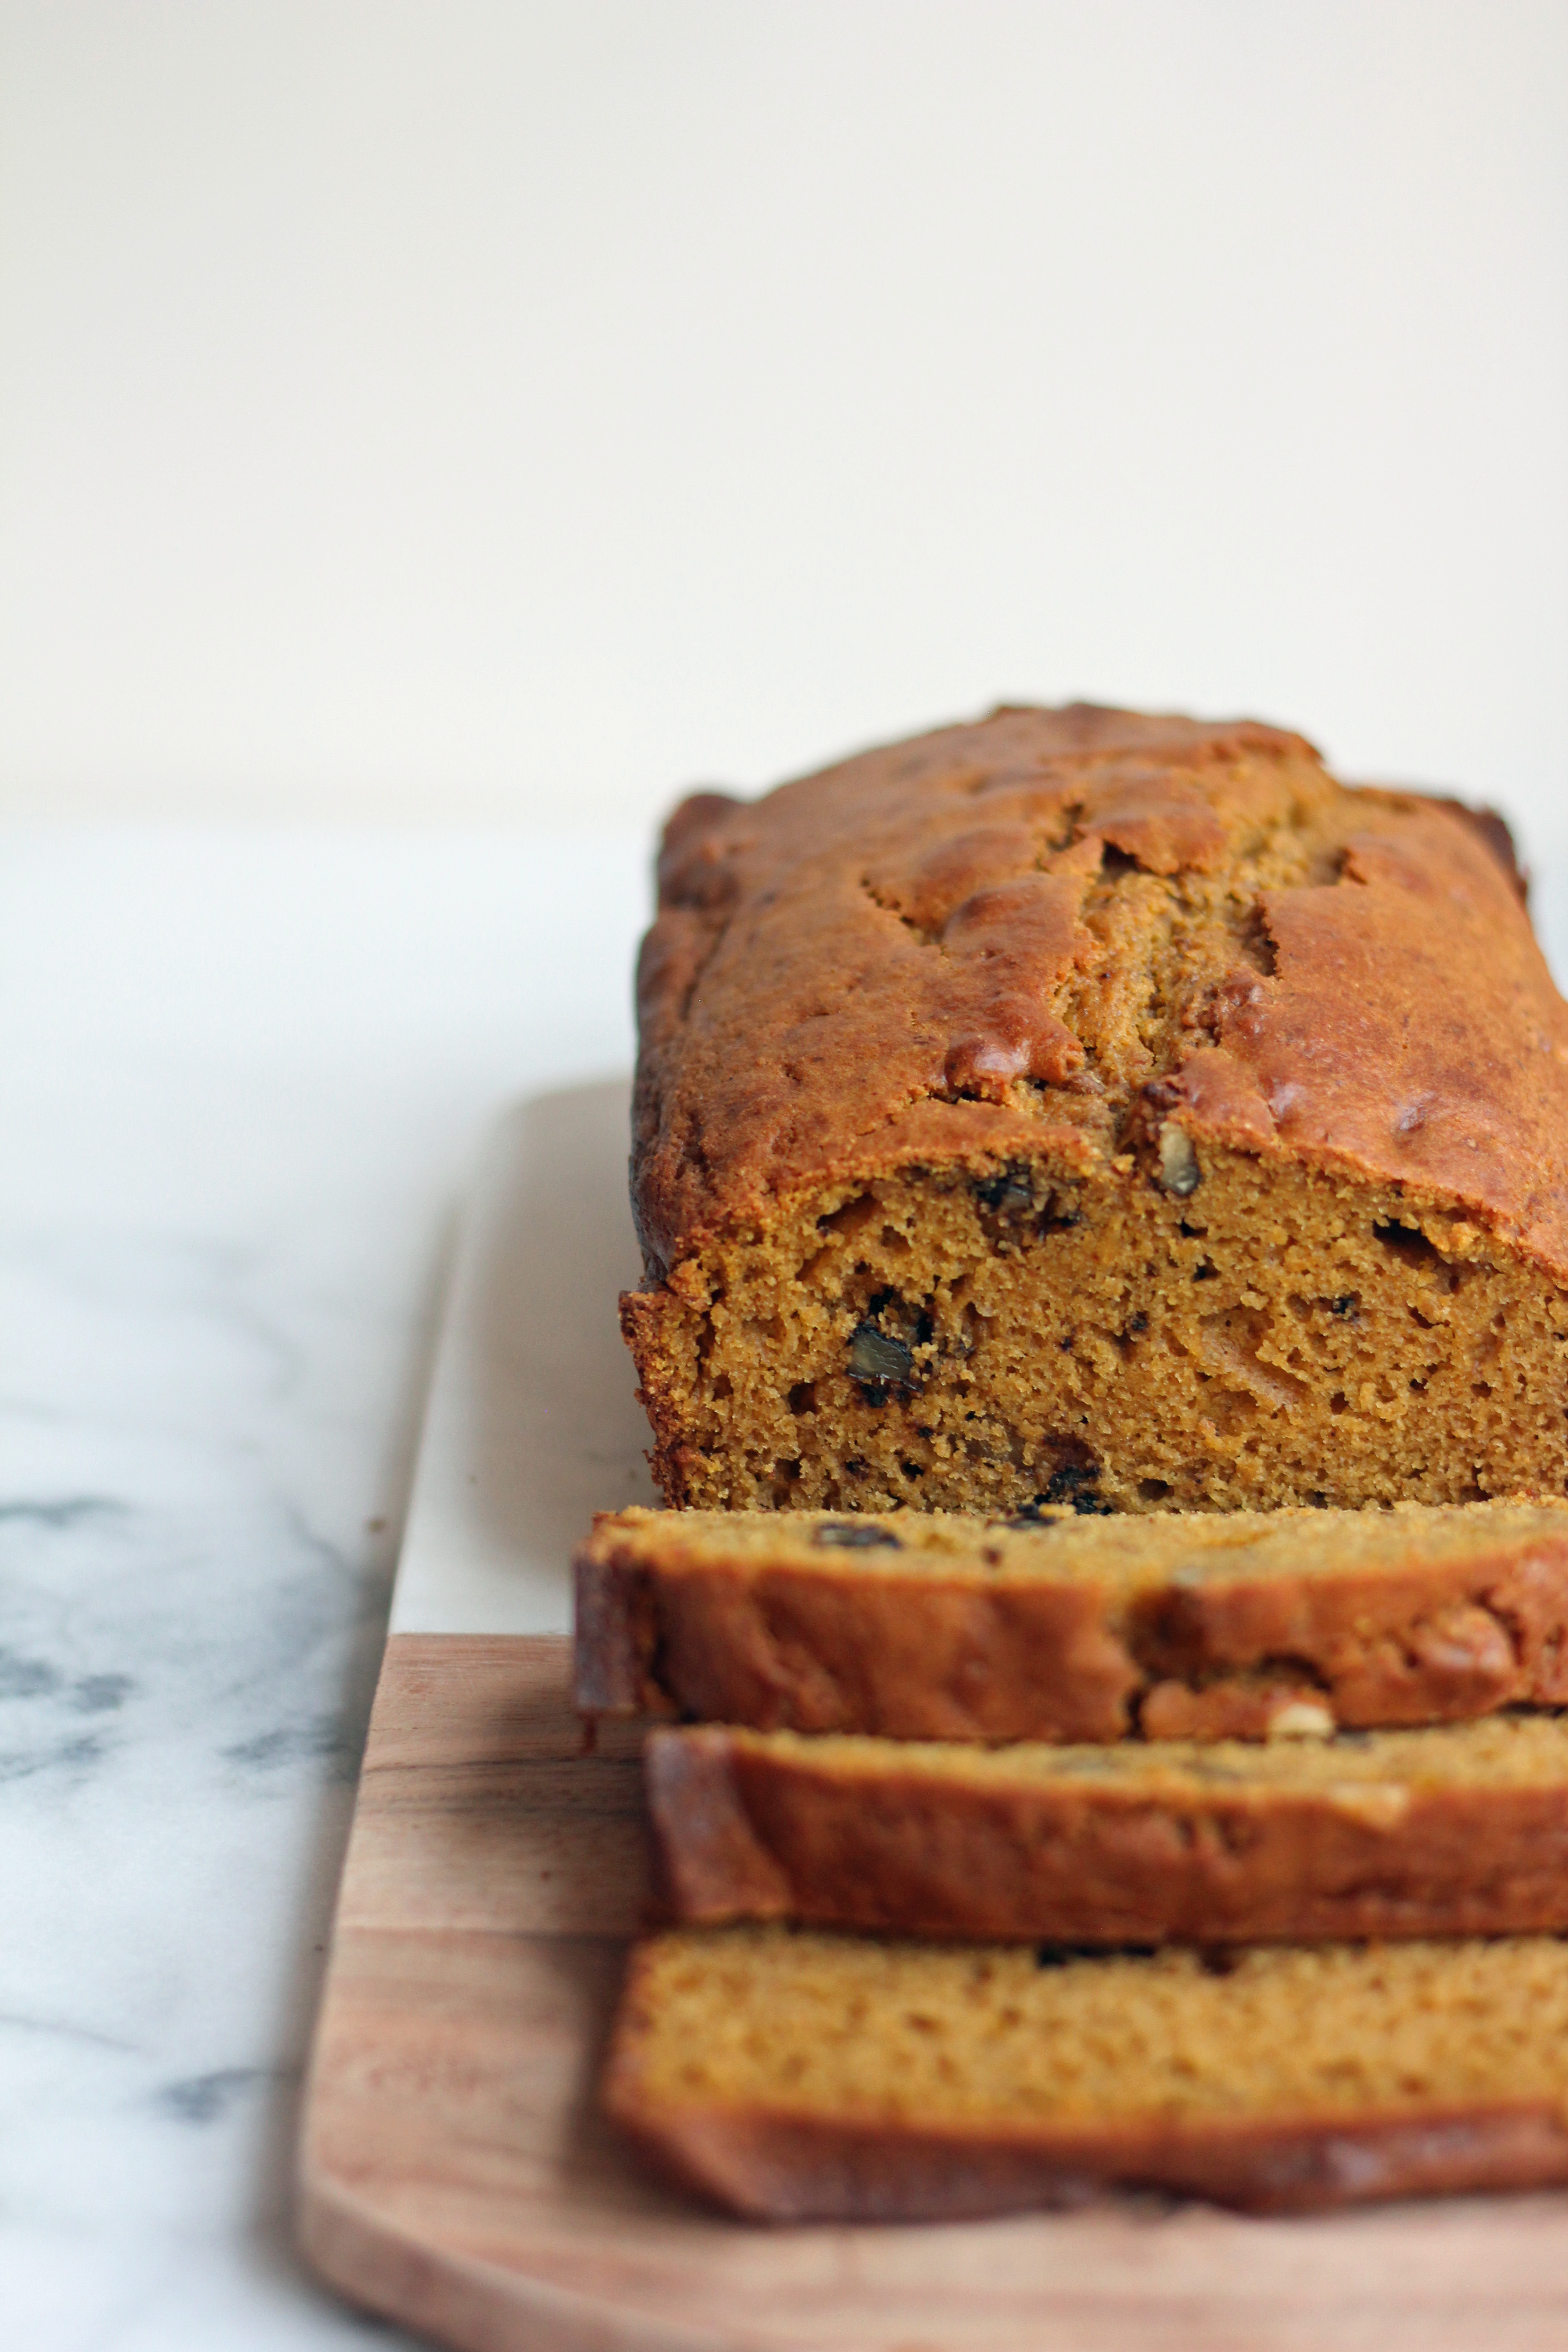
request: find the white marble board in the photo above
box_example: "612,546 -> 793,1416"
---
387,1080 -> 657,1638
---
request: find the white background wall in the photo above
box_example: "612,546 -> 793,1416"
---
1,1 -> 1564,855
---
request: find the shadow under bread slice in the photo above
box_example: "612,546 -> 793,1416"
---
646,1712 -> 1568,1945
604,1925 -> 1568,2220
575,1498 -> 1568,1742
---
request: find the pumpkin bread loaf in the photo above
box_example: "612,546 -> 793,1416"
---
605,1925 -> 1568,2218
646,1711 -> 1568,1946
576,1499 -> 1568,1742
623,706 -> 1568,1517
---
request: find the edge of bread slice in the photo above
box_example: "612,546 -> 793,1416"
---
645,1712 -> 1568,1945
576,1499 -> 1568,1741
605,1926 -> 1568,2219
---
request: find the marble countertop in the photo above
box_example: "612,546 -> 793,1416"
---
1,823 -> 647,2349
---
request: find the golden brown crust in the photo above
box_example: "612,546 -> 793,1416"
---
644,1722 -> 1568,1945
608,2090 -> 1568,2221
629,706 -> 1568,1284
1150,804 -> 1568,1264
577,1550 -> 1135,1738
573,1504 -> 1568,1741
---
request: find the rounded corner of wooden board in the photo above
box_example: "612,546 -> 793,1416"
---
295,1635 -> 1568,2352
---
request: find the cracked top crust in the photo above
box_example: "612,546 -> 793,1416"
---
631,704 -> 1564,1279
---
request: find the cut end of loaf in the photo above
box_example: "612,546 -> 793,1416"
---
625,1137 -> 1568,1515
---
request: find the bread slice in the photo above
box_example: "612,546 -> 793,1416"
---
624,707 -> 1568,1517
604,1925 -> 1568,2217
645,1711 -> 1568,1945
575,1498 -> 1568,1741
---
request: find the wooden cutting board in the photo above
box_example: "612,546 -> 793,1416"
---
297,1083 -> 1568,2352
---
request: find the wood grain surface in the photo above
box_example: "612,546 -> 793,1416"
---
297,1634 -> 1568,2352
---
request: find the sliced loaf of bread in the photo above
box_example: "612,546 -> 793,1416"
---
605,1924 -> 1568,2218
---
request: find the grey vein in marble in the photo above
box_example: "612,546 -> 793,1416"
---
0,822 -> 646,2350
